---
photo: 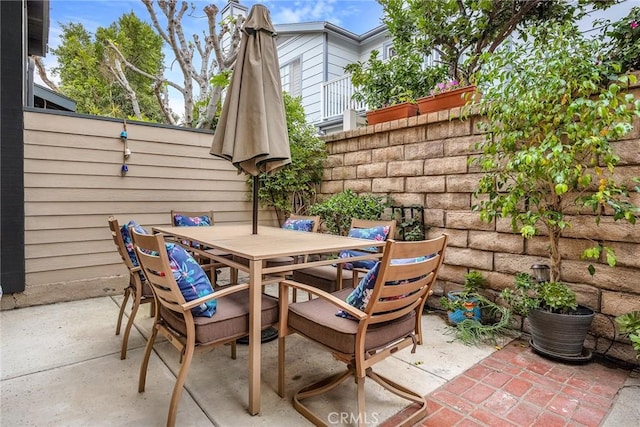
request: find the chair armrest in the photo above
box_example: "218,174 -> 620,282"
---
279,279 -> 367,320
181,283 -> 250,311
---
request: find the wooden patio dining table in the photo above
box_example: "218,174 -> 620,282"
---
152,223 -> 385,415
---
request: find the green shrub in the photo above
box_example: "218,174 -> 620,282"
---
309,189 -> 390,235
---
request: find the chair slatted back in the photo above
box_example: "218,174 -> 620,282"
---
131,229 -> 187,314
366,236 -> 447,325
108,216 -> 136,271
350,218 -> 397,251
288,214 -> 321,233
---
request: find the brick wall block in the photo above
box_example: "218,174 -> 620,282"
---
372,146 -> 404,163
484,271 -> 517,292
494,253 -> 544,275
613,140 -> 640,165
405,141 -> 444,160
344,150 -> 371,166
437,263 -> 468,283
325,154 -> 343,168
561,260 -> 640,293
427,193 -> 470,210
450,118 -> 472,137
427,122 -> 451,140
601,291 -> 640,316
357,162 -> 387,178
428,227 -> 468,248
359,132 -> 389,150
595,340 -> 639,366
425,209 -> 445,227
495,217 -> 520,234
526,236 -> 594,261
567,283 -> 600,311
444,135 -> 483,156
388,160 -> 424,177
591,313 -> 616,338
446,174 -> 484,192
469,231 -> 524,254
320,180 -> 343,195
372,177 -> 405,193
389,193 -> 424,207
322,168 -> 331,181
561,215 -> 640,243
345,179 -> 372,193
446,211 -> 494,231
402,126 -> 427,145
332,166 -> 357,180
406,175 -> 445,193
389,129 -> 407,145
445,247 -> 493,270
606,241 -> 640,268
425,156 -> 467,175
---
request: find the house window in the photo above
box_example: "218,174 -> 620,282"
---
383,42 -> 396,59
280,58 -> 301,97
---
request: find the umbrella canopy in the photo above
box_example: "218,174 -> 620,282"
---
211,4 -> 291,176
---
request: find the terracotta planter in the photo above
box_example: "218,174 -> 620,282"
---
366,102 -> 419,125
417,85 -> 477,115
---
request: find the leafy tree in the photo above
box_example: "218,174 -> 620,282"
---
378,0 -> 617,83
39,1 -> 244,128
49,14 -> 163,121
254,93 -> 327,225
473,22 -> 640,282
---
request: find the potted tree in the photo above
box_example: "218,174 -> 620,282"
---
473,22 -> 640,283
502,272 -> 595,361
473,21 -> 640,361
345,49 -> 447,125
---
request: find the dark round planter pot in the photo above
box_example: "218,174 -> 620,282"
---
528,305 -> 595,359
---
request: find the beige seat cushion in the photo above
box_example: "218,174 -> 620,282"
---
288,289 -> 416,355
291,265 -> 355,292
160,290 -> 279,344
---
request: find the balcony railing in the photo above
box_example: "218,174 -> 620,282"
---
320,74 -> 366,121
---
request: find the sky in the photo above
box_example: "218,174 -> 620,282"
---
42,0 -> 384,116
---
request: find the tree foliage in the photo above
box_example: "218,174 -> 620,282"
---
254,93 -> 327,225
378,0 -> 616,83
473,22 -> 640,282
50,14 -> 163,120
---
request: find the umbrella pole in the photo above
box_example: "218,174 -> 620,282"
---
253,175 -> 259,234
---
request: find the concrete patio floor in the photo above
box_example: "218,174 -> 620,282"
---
1,281 -> 638,426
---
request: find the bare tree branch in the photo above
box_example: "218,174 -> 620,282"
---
33,56 -> 59,92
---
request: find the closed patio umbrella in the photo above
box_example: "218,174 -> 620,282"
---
211,4 -> 291,234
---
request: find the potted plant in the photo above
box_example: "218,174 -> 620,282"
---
441,270 -> 486,324
416,78 -> 478,115
345,49 -> 447,125
501,272 -> 595,361
473,21 -> 640,283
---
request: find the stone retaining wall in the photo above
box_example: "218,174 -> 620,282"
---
319,90 -> 640,365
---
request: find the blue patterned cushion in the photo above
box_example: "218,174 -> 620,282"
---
337,225 -> 391,269
282,218 -> 315,232
336,256 -> 429,319
173,214 -> 212,227
337,250 -> 377,270
120,220 -> 149,283
165,243 -> 216,317
120,220 -> 148,266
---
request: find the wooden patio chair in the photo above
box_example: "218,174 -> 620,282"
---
291,218 -> 397,294
131,228 -> 279,427
278,235 -> 448,426
170,210 -> 237,286
108,216 -> 155,360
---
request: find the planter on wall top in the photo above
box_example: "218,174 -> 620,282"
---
417,85 -> 477,115
366,102 -> 419,125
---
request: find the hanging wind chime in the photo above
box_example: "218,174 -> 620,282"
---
120,120 -> 130,176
